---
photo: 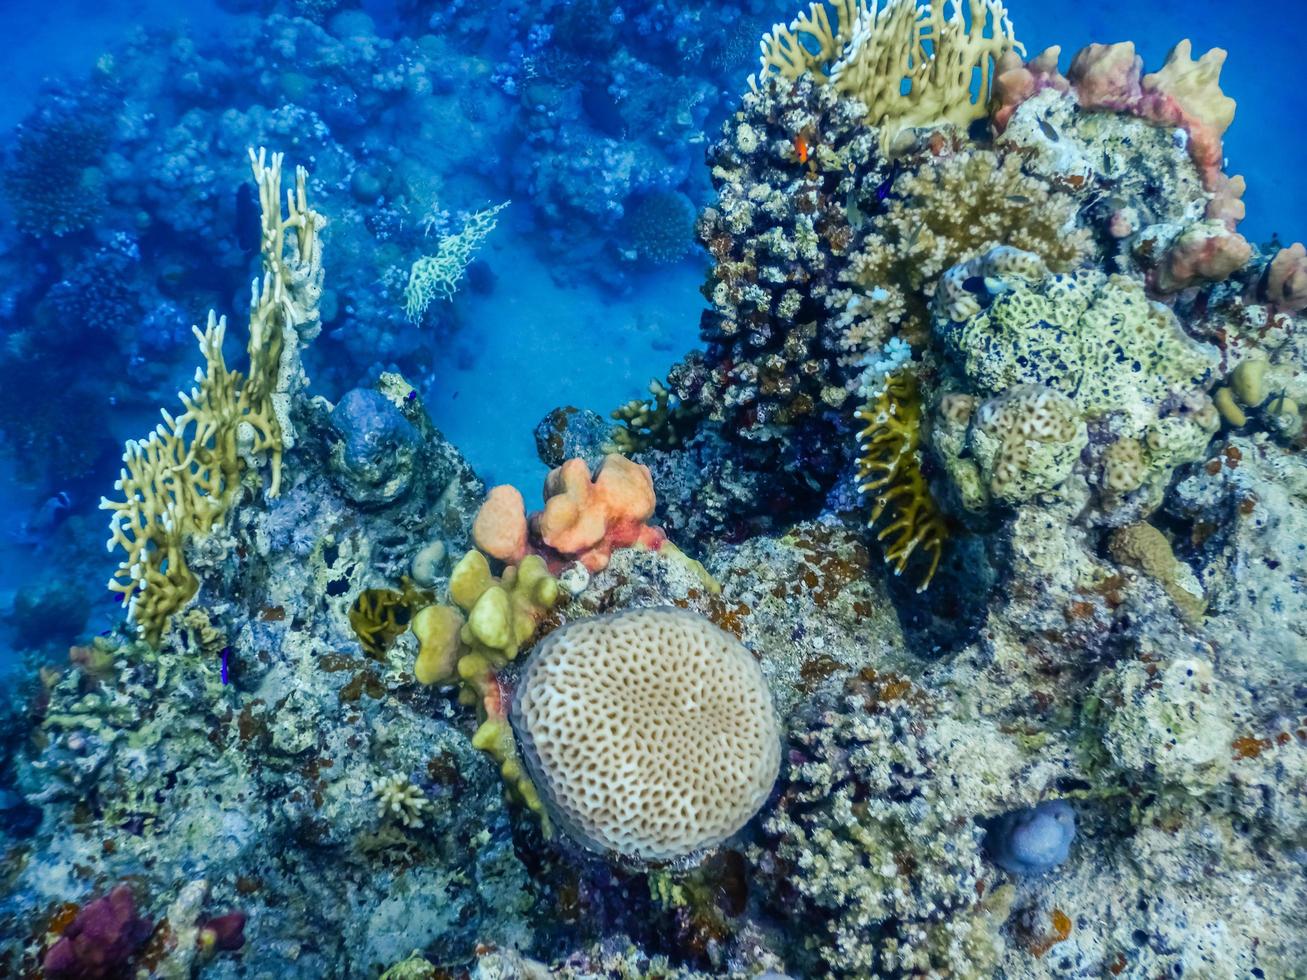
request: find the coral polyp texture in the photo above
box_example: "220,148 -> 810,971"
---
511,607 -> 781,862
98,149 -> 323,645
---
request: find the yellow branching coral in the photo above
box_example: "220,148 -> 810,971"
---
100,149 -> 324,645
855,370 -> 947,589
350,580 -> 433,659
753,0 -> 1022,146
411,550 -> 560,824
608,377 -> 699,453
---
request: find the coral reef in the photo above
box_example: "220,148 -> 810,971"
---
1,4 -> 1306,979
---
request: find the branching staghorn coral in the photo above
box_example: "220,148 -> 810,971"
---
753,0 -> 1021,147
855,369 -> 947,589
100,149 -> 324,645
404,201 -> 509,321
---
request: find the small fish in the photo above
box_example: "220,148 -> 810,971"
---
98,629 -> 112,637
13,491 -> 72,544
846,188 -> 865,229
794,134 -> 809,164
405,389 -> 417,401
221,647 -> 231,686
1038,117 -> 1060,142
904,223 -> 923,251
1006,194 -> 1033,204
875,174 -> 895,202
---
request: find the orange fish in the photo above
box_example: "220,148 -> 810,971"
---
794,134 -> 809,164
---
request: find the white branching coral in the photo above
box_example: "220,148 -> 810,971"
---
99,148 -> 324,646
373,772 -> 432,828
404,201 -> 509,321
752,0 -> 1022,146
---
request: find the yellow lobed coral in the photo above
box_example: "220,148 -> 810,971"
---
100,149 -> 324,645
754,0 -> 1022,147
855,370 -> 948,589
349,579 -> 433,659
411,550 -> 560,821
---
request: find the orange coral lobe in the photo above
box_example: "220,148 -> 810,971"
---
473,485 -> 529,564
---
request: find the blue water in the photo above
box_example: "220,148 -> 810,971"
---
0,0 -> 1302,661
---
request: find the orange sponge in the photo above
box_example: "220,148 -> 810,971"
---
473,454 -> 666,573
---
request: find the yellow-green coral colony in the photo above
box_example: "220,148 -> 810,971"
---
410,550 -> 560,822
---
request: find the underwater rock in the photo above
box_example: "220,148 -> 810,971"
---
327,387 -> 421,506
0,788 -> 41,839
985,800 -> 1078,875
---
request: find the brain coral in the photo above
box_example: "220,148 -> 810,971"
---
510,607 -> 780,862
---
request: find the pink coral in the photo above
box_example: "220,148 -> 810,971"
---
991,46 -> 1068,131
473,454 -> 667,573
43,884 -> 153,980
1067,41 -> 1143,111
992,39 -> 1242,224
1154,223 -> 1252,293
1264,243 -> 1307,313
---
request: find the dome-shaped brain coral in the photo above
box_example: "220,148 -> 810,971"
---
510,607 -> 781,862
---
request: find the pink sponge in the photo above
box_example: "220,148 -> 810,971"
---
1265,244 -> 1307,313
43,884 -> 153,980
473,454 -> 666,572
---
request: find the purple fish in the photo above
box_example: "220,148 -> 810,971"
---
221,647 -> 231,686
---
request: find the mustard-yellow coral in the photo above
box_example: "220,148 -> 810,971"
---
100,149 -> 324,645
855,370 -> 948,589
411,550 -> 560,822
350,580 -> 433,659
753,0 -> 1022,147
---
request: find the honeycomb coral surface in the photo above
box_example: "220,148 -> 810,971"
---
511,608 -> 780,862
